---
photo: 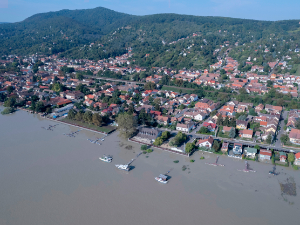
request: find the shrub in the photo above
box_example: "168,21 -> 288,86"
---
173,160 -> 179,163
293,165 -> 299,170
147,149 -> 153,153
141,145 -> 148,151
190,159 -> 195,163
200,156 -> 205,160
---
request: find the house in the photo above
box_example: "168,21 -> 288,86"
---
239,129 -> 253,138
136,127 -> 162,142
289,129 -> 300,144
156,116 -> 170,125
194,112 -> 208,121
279,152 -> 287,163
245,147 -> 257,158
84,99 -> 94,107
203,122 -> 217,132
197,136 -> 214,148
294,152 -> 300,166
222,126 -> 232,133
255,104 -> 264,113
233,143 -> 243,155
236,120 -> 248,129
176,121 -> 195,133
259,149 -> 272,160
221,142 -> 229,153
66,91 -> 84,100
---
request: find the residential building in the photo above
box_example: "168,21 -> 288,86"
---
289,129 -> 300,144
176,121 -> 195,133
221,142 -> 229,153
136,128 -> 162,142
294,152 -> 300,166
259,149 -> 272,160
239,129 -> 253,138
236,120 -> 248,129
245,147 -> 257,158
197,136 -> 214,148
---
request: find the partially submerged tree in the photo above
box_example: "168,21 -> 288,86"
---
116,113 -> 138,138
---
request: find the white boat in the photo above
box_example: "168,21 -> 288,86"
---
99,155 -> 113,163
155,174 -> 169,184
115,164 -> 130,171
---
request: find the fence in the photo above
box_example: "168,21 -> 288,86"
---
128,138 -> 190,157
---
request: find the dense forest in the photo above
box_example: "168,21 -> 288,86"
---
1,7 -> 300,69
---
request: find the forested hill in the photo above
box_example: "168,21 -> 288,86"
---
1,6 -> 300,69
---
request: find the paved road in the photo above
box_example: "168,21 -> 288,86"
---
274,110 -> 288,148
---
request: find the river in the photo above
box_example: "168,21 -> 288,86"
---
0,107 -> 299,225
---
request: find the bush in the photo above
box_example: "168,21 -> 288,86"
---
190,159 -> 195,163
293,165 -> 299,170
200,156 -> 205,160
1,107 -> 15,115
141,145 -> 148,151
173,160 -> 179,163
147,149 -> 153,153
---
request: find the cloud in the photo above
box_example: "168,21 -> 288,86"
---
0,0 -> 8,8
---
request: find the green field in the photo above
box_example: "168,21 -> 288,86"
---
61,118 -> 115,133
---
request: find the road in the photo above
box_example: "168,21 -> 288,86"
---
274,110 -> 288,148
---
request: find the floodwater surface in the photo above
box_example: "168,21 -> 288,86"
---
0,107 -> 299,225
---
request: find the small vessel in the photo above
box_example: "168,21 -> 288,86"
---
155,174 -> 169,184
99,155 -> 113,163
115,158 -> 135,171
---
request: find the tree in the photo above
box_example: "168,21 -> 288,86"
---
267,80 -> 273,88
249,108 -> 257,116
217,114 -> 223,125
199,126 -> 209,134
280,134 -> 289,145
141,145 -> 148,150
116,113 -> 138,138
3,97 -> 16,107
75,111 -> 84,121
92,113 -> 102,126
144,82 -> 156,90
67,109 -> 77,119
254,145 -> 260,151
161,131 -> 170,140
224,116 -> 229,126
239,88 -> 247,95
6,86 -> 13,94
288,153 -> 295,163
169,131 -> 187,147
153,137 -> 163,146
185,142 -> 195,153
35,101 -> 45,112
266,134 -> 272,144
76,73 -> 84,80
179,104 -> 185,110
212,140 -> 220,152
83,111 -> 93,124
229,128 -> 236,138
1,107 -> 15,115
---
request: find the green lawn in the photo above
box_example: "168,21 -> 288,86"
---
61,118 -> 115,133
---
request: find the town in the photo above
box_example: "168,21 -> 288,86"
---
1,47 -> 300,170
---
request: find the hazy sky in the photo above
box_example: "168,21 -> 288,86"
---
1,0 -> 300,23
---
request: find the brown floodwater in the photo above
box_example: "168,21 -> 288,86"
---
0,107 -> 299,225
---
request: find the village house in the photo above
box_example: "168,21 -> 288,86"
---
239,129 -> 253,138
244,147 -> 257,158
279,152 -> 287,163
156,116 -> 170,126
135,127 -> 162,143
221,142 -> 229,153
197,136 -> 214,148
289,128 -> 300,144
233,143 -> 243,155
236,120 -> 248,130
176,121 -> 195,133
294,152 -> 300,166
65,91 -> 84,100
259,149 -> 272,160
203,122 -> 217,132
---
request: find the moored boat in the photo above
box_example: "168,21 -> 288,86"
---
155,174 -> 169,184
99,155 -> 113,163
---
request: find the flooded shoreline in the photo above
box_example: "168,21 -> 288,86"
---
0,106 -> 299,225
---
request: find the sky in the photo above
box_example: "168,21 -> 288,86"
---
1,0 -> 300,23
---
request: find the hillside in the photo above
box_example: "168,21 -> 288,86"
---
1,7 -> 300,69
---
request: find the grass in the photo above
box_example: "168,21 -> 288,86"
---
61,118 -> 115,133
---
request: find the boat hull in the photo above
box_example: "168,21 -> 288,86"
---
155,177 -> 168,184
